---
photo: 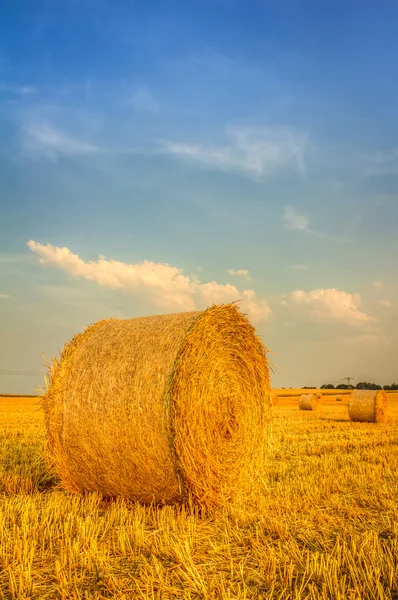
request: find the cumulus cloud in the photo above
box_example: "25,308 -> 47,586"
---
227,268 -> 250,279
379,300 -> 393,308
161,125 -> 308,177
283,288 -> 374,328
22,122 -> 101,159
27,241 -> 271,323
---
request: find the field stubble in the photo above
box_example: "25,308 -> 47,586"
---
1,393 -> 398,599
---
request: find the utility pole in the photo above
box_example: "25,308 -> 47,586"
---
342,376 -> 355,389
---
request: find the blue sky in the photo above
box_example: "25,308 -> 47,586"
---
1,0 -> 397,393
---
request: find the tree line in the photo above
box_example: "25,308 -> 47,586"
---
302,383 -> 398,390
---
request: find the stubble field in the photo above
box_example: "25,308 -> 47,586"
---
1,392 -> 398,599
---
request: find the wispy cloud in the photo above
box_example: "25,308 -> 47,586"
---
27,241 -> 271,323
227,268 -> 251,279
283,288 -> 375,329
367,148 -> 398,174
292,264 -> 309,270
339,332 -> 390,346
21,121 -> 101,159
373,281 -> 383,288
282,206 -> 351,243
0,82 -> 36,96
130,88 -> 159,114
0,293 -> 10,299
379,299 -> 392,308
161,125 -> 308,178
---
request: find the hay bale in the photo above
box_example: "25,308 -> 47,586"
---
348,390 -> 388,423
336,394 -> 343,402
43,304 -> 271,507
299,394 -> 320,411
271,392 -> 279,406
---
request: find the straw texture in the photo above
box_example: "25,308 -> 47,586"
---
336,394 -> 343,402
271,393 -> 279,406
299,394 -> 320,411
43,304 -> 271,506
348,390 -> 388,423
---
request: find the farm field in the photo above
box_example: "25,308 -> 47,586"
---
1,392 -> 398,599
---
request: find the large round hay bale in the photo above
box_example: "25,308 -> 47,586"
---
299,394 -> 319,411
43,304 -> 271,507
348,390 -> 388,423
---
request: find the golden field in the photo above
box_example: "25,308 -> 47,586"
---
1,392 -> 398,599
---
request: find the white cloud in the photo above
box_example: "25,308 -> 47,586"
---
379,300 -> 393,308
130,88 -> 159,113
240,289 -> 271,323
373,281 -> 383,288
283,206 -> 309,231
227,268 -> 250,279
161,125 -> 308,178
284,288 -> 375,328
292,265 -> 309,270
22,122 -> 101,159
0,293 -> 10,298
27,241 -> 271,323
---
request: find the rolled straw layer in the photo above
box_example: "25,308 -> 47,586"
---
299,394 -> 320,411
43,304 -> 271,506
348,390 -> 388,423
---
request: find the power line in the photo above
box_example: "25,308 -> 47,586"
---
0,370 -> 43,376
342,376 -> 355,388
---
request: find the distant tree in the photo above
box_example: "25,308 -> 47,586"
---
302,386 -> 316,389
321,384 -> 335,389
356,382 -> 382,390
384,383 -> 398,390
336,384 -> 348,389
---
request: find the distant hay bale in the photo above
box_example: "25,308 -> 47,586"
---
336,394 -> 343,402
299,394 -> 320,411
43,304 -> 271,507
348,390 -> 388,424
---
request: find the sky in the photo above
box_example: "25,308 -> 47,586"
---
0,0 -> 397,394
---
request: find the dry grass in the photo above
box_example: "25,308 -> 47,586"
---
1,392 -> 398,599
43,305 -> 271,507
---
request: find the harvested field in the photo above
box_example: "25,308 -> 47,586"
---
1,392 -> 398,598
